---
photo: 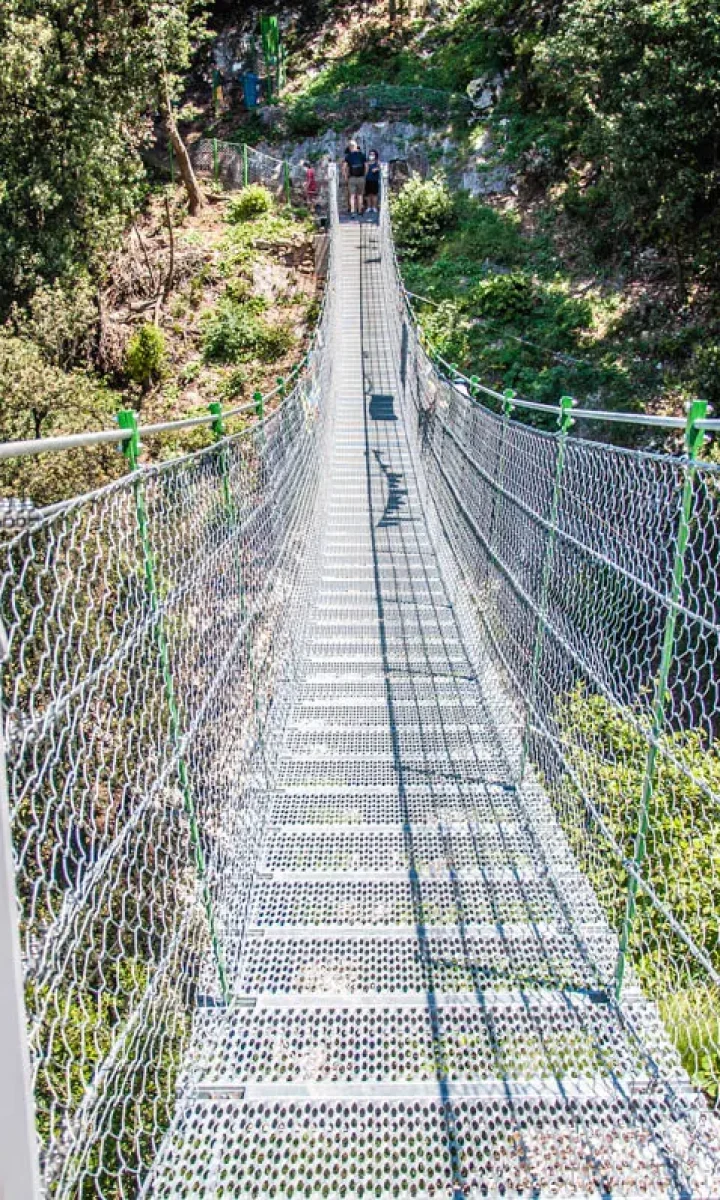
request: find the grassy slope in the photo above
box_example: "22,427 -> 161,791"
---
0,183 -> 317,506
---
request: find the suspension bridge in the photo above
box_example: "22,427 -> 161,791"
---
1,162 -> 720,1197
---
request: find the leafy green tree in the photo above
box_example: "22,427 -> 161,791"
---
538,0 -> 720,294
559,683 -> 720,1099
0,332 -> 121,505
0,0 -> 206,311
392,177 -> 455,259
125,323 -> 168,388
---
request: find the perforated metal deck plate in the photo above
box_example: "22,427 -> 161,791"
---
151,1093 -> 718,1198
147,218 -> 720,1199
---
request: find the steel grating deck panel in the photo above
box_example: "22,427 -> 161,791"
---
147,222 -> 718,1197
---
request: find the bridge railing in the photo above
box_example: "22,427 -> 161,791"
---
191,140 -> 296,202
380,174 -> 720,1117
0,169 -> 338,1197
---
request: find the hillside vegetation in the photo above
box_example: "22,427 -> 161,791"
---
0,2 -> 317,508
1,0 -> 719,492
273,0 -> 720,430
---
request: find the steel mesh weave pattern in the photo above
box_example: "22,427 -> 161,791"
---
4,168 -> 720,1196
378,195 -> 720,1155
145,211 -> 719,1195
1,217 -> 336,1193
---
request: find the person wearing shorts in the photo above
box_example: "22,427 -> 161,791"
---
364,150 -> 381,219
343,140 -> 366,217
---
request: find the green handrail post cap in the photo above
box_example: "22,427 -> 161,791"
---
558,395 -> 575,433
208,401 -> 224,439
254,389 -> 264,418
117,409 -> 140,469
503,389 -> 515,418
685,398 -> 708,457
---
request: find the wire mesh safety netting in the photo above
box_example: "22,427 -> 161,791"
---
378,195 -> 720,1141
3,155 -> 720,1197
0,205 -> 337,1195
191,140 -> 308,200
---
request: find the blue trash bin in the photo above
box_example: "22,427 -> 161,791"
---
243,72 -> 258,109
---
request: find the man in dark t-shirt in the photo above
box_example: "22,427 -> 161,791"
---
342,139 -> 366,217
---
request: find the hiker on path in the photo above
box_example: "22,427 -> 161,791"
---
343,139 -> 366,217
303,160 -> 318,206
364,150 -> 381,219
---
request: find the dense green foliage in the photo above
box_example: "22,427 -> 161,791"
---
0,328 -> 121,506
126,324 -> 168,387
201,297 -> 295,364
0,0 -> 204,310
227,184 -> 274,221
538,0 -> 720,291
559,684 -> 720,1097
391,177 -> 455,259
399,187 -> 637,418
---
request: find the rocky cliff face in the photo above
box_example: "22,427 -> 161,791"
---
254,119 -> 515,197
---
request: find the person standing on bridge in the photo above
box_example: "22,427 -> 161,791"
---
343,139 -> 366,218
363,150 -> 381,220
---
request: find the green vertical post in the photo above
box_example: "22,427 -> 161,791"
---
469,375 -> 480,401
212,137 -> 220,184
283,160 -> 291,206
276,376 -> 286,402
254,389 -> 264,420
116,409 -> 229,1004
242,143 -> 249,188
615,398 -> 708,997
519,395 -> 575,783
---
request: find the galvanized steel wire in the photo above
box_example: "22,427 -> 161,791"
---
2,160 -> 720,1195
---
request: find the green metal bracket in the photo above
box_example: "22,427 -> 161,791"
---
502,388 -> 516,419
614,398 -> 708,998
117,409 -> 140,470
519,395 -> 575,783
276,376 -> 286,401
242,143 -> 249,188
116,408 -> 229,1004
208,400 -> 224,440
557,393 -> 575,434
470,375 -> 480,400
254,390 -> 264,420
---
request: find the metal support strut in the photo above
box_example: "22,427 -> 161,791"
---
614,398 -> 708,997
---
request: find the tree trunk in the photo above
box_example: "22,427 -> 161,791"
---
162,70 -> 203,215
672,234 -> 686,304
166,112 -> 204,215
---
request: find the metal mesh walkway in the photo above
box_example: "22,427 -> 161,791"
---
3,170 -> 720,1197
143,221 -> 717,1197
